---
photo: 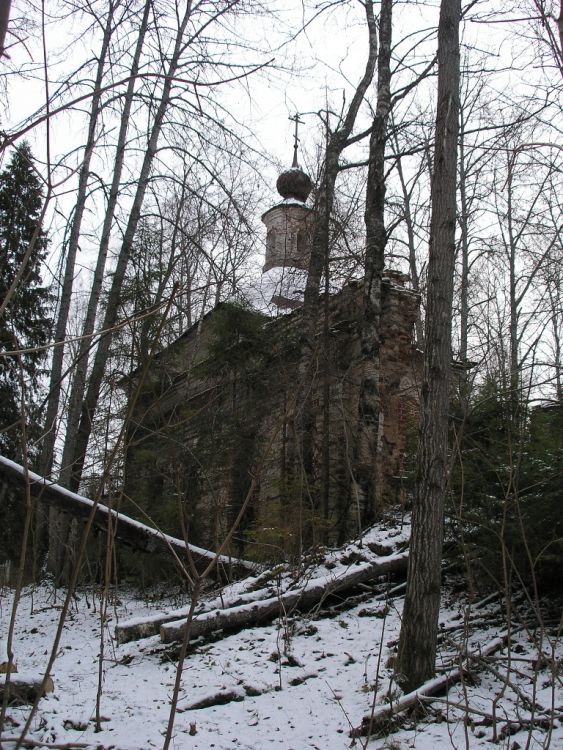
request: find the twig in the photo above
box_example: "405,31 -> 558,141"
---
419,695 -> 559,727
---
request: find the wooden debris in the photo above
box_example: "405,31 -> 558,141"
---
116,587 -> 272,645
160,552 -> 408,644
179,688 -> 246,711
0,673 -> 54,705
354,631 -> 515,737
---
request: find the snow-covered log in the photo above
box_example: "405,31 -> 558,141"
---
0,673 -> 54,705
115,568 -> 292,644
355,631 -> 514,736
116,586 -> 272,645
115,609 -> 186,645
0,455 -> 258,573
160,552 -> 408,643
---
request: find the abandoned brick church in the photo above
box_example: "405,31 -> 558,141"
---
123,156 -> 421,561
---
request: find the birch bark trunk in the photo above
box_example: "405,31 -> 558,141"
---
65,1 -> 196,495
46,0 -> 152,577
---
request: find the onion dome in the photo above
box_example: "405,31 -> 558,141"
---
276,166 -> 312,203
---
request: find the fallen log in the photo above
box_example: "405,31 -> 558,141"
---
0,672 -> 54,705
116,609 -> 188,645
160,551 -> 409,644
116,585 -> 272,645
354,630 -> 515,737
180,688 -> 246,711
116,564 -> 296,644
0,455 -> 258,574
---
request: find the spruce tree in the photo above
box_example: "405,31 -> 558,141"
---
0,142 -> 52,461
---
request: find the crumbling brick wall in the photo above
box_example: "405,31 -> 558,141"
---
123,276 -> 421,560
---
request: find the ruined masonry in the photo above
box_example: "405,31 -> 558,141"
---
123,157 -> 421,561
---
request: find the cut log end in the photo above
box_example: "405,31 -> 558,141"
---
0,675 -> 54,705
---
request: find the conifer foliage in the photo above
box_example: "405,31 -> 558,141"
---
0,142 -> 52,460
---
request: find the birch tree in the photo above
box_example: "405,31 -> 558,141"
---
41,0 -> 268,577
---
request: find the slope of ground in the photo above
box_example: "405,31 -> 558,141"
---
1,516 -> 561,749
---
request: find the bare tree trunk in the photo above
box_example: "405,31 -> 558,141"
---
547,279 -> 562,402
396,0 -> 461,693
160,551 -> 408,643
302,1 -> 377,336
39,1 -> 115,479
0,0 -> 11,58
506,153 -> 521,428
66,1 -> 196,495
0,454 -> 257,571
47,1 -> 198,580
38,3 -> 115,569
46,0 -> 152,577
354,0 -> 392,524
57,0 -> 151,489
457,110 -> 470,412
394,140 -> 424,346
298,0 -> 377,519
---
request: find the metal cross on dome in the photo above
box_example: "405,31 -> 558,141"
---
288,112 -> 304,168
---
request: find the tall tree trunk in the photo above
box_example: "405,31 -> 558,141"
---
67,0 -> 195,493
394,141 -> 424,347
0,0 -> 11,58
354,0 -> 392,525
57,0 -> 151,489
38,3 -> 115,569
505,153 -> 521,429
301,0 -> 377,333
458,109 -> 470,413
547,280 -> 562,402
47,1 -> 195,579
396,0 -> 461,692
46,0 -> 152,578
298,0 -> 377,522
39,0 -> 115,478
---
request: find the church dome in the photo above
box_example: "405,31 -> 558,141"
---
276,167 -> 312,203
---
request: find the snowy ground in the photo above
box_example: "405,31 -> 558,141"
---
1,519 -> 562,750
